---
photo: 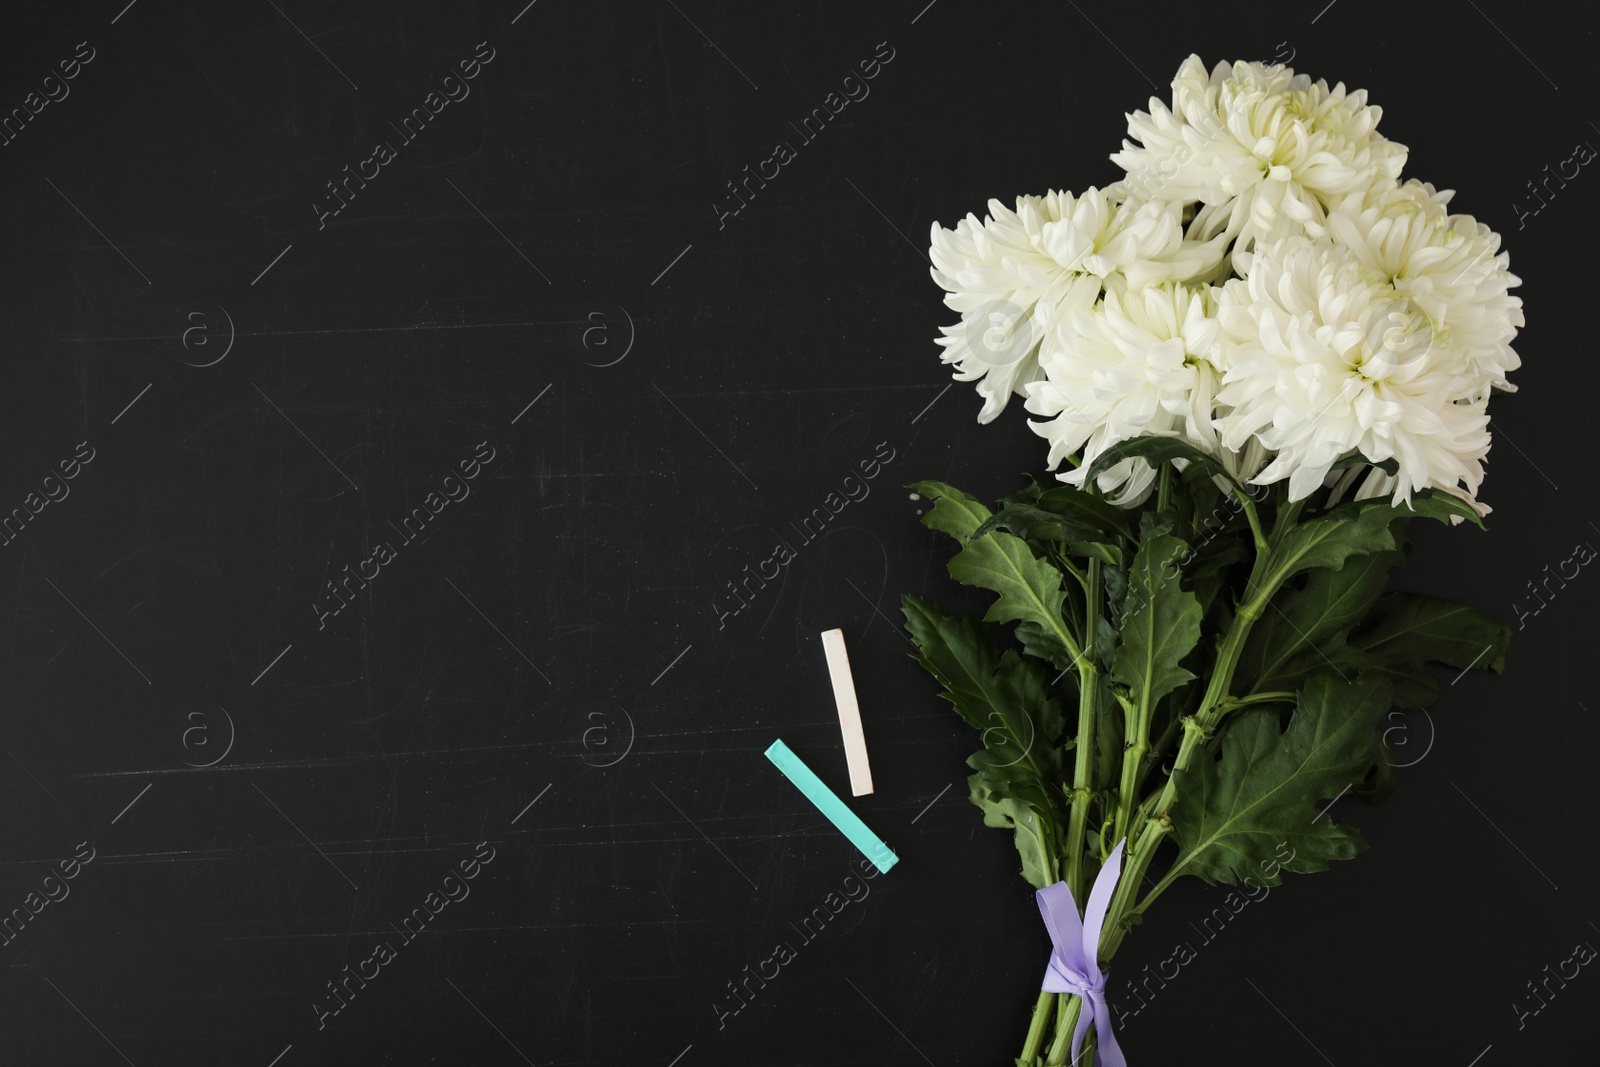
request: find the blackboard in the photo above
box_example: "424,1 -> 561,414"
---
1,2 -> 1594,1064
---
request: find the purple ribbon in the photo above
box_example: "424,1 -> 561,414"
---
1035,838 -> 1128,1067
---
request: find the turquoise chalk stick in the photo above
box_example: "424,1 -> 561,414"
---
764,739 -> 899,873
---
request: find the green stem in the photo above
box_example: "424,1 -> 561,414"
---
1046,994 -> 1085,1065
1220,690 -> 1295,712
1233,485 -> 1268,553
1099,816 -> 1166,959
1112,723 -> 1141,843
1144,499 -> 1297,815
1052,547 -> 1089,594
1100,494 -> 1303,959
1028,804 -> 1061,889
1113,653 -> 1158,843
1019,990 -> 1055,1065
1064,555 -> 1103,902
1135,711 -> 1183,797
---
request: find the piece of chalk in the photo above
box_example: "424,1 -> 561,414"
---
820,628 -> 874,796
764,739 -> 898,874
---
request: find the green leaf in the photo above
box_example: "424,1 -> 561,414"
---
1101,564 -> 1128,627
1111,534 -> 1204,719
1253,503 -> 1398,598
1000,475 -> 1048,509
1348,593 -> 1510,708
902,596 -> 1066,793
1033,485 -> 1137,542
1235,549 -> 1402,694
1355,749 -> 1398,805
1186,529 -> 1250,577
1398,490 -> 1486,530
1137,510 -> 1176,542
1329,453 -> 1400,476
911,480 -> 992,542
1066,540 -> 1125,568
1015,620 -> 1077,673
946,531 -> 1078,666
968,773 -> 1056,890
911,481 -> 1081,667
974,502 -> 1101,544
1084,436 -> 1241,492
1320,488 -> 1484,530
1166,673 -> 1390,887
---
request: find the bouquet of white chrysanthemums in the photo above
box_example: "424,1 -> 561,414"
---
903,56 -> 1518,1066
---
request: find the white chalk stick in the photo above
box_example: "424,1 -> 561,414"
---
821,628 -> 874,796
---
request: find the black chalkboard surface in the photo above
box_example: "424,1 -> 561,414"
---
1,3 -> 1594,1065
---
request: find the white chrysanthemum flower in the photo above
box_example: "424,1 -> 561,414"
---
1214,235 -> 1493,508
1112,55 -> 1407,250
1327,179 -> 1523,393
929,187 -> 1225,422
1024,279 -> 1227,503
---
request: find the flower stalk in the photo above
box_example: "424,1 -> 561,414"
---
1064,553 -> 1102,903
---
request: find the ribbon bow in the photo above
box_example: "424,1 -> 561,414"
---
1035,838 -> 1128,1067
